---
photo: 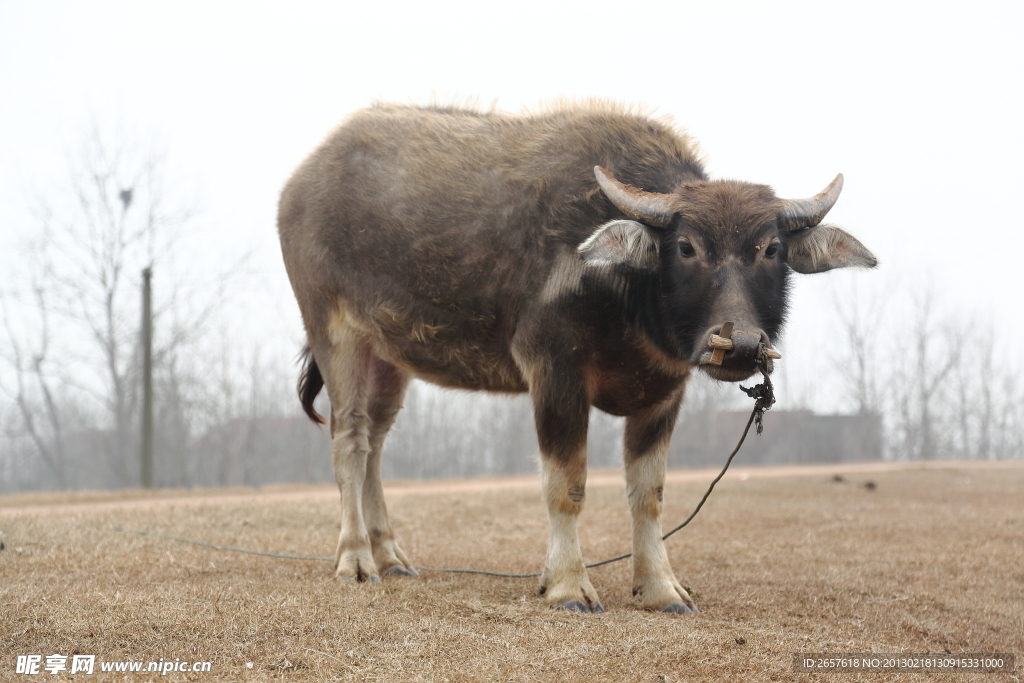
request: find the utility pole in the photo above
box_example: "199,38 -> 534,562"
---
141,265 -> 154,488
122,186 -> 154,489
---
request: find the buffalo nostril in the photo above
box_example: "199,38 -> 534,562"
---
728,331 -> 762,363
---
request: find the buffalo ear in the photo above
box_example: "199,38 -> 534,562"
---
578,220 -> 660,271
786,224 -> 878,274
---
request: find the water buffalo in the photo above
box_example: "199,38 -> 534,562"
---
278,102 -> 876,613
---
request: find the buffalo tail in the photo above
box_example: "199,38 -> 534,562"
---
297,345 -> 326,424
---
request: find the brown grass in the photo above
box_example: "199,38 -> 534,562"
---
2,462 -> 1022,682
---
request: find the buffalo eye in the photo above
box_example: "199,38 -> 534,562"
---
679,242 -> 696,258
764,242 -> 779,259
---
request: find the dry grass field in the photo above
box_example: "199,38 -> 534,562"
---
2,461 -> 1022,682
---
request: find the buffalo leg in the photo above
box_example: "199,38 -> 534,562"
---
623,388 -> 698,613
314,318 -> 400,583
362,359 -> 417,577
530,364 -> 603,613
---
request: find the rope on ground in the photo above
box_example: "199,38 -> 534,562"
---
116,354 -> 776,579
114,527 -> 333,562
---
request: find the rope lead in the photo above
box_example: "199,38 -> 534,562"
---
117,354 -> 775,579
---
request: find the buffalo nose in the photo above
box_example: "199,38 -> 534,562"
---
700,322 -> 781,370
724,330 -> 763,367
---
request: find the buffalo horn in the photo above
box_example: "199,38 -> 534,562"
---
777,173 -> 845,232
594,166 -> 676,228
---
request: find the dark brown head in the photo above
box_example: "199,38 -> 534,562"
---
582,166 -> 877,381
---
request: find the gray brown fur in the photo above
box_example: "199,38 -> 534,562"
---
278,101 -> 876,612
280,103 -> 705,394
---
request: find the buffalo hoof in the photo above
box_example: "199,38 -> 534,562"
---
661,602 -> 698,614
382,565 -> 420,578
339,574 -> 381,584
556,600 -> 604,613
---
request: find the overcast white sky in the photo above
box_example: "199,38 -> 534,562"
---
1,0 -> 1022,412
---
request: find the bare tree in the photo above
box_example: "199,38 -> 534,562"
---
905,289 -> 965,459
826,274 -> 1024,463
945,319 -> 1024,461
1,281 -> 69,486
0,123 -> 215,489
828,275 -> 891,416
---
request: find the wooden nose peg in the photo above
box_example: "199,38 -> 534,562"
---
708,323 -> 782,365
709,321 -> 734,366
